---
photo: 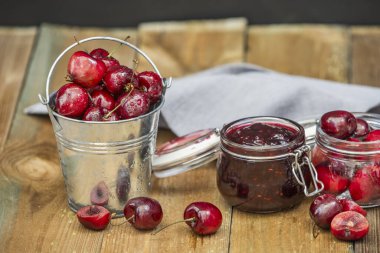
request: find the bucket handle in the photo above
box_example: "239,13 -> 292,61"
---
39,36 -> 172,105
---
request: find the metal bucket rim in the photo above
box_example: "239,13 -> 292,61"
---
48,93 -> 165,124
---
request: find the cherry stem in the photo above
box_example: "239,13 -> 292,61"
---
108,35 -> 130,58
111,214 -> 134,226
151,217 -> 196,235
103,84 -> 134,119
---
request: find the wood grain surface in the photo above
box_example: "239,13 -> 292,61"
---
247,25 -> 349,82
1,21 -> 380,253
351,27 -> 380,87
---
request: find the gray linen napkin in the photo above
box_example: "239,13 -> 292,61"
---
25,63 -> 380,136
159,63 -> 380,136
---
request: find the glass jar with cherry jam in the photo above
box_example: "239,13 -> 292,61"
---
217,117 -> 322,213
312,111 -> 380,207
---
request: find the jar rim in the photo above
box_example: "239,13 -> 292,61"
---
316,112 -> 380,155
220,116 -> 305,153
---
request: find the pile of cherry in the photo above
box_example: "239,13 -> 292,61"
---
54,47 -> 163,121
77,197 -> 223,236
313,110 -> 380,203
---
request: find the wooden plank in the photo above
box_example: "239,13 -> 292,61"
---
229,199 -> 351,253
351,27 -> 380,87
247,25 -> 349,82
0,24 -> 138,253
137,18 -> 247,77
0,26 -> 36,249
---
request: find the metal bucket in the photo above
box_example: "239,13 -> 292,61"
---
39,37 -> 171,216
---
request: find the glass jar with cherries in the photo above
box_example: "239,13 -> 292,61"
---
312,111 -> 380,207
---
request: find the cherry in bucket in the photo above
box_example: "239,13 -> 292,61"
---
123,197 -> 163,230
55,83 -> 90,118
68,51 -> 106,88
153,201 -> 222,235
77,205 -> 111,231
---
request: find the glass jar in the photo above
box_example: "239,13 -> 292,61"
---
312,113 -> 380,207
217,116 -> 322,213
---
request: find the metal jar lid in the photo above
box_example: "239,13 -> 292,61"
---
152,119 -> 318,178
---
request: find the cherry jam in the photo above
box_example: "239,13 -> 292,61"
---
217,117 -> 310,213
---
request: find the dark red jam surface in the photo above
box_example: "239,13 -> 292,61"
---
226,122 -> 298,146
217,121 -> 308,213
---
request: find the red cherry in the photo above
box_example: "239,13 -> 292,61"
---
123,197 -> 163,230
309,194 -> 343,229
82,106 -> 104,121
102,57 -> 120,72
353,119 -> 370,138
102,110 -> 119,122
316,165 -> 349,194
89,48 -> 120,72
55,83 -> 90,118
90,48 -> 109,59
91,90 -> 116,110
183,202 -> 223,235
116,90 -> 150,119
77,205 -> 111,231
320,110 -> 357,139
330,211 -> 369,241
137,71 -> 163,104
103,65 -> 134,95
349,166 -> 380,203
364,130 -> 380,142
90,181 -> 109,206
338,199 -> 367,216
68,51 -> 106,88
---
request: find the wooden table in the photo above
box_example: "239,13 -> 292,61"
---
0,24 -> 379,253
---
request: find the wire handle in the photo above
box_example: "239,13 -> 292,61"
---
39,36 -> 171,105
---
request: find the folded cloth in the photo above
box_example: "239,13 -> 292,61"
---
159,63 -> 380,136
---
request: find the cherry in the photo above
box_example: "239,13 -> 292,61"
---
67,51 -> 106,88
55,83 -> 90,118
320,110 -> 357,139
82,106 -> 104,121
103,65 -> 135,95
349,166 -> 380,203
90,48 -> 109,59
354,119 -> 370,138
102,57 -> 121,72
91,90 -> 116,110
330,211 -> 369,241
153,201 -> 222,236
123,197 -> 163,230
183,202 -> 223,235
137,71 -> 163,104
316,165 -> 349,194
89,48 -> 120,72
309,194 -> 343,229
338,199 -> 367,216
102,110 -> 119,121
90,181 -> 109,206
77,205 -> 111,231
364,130 -> 380,142
311,147 -> 329,167
116,89 -> 150,119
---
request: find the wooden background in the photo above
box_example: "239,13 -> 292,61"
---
0,17 -> 380,253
